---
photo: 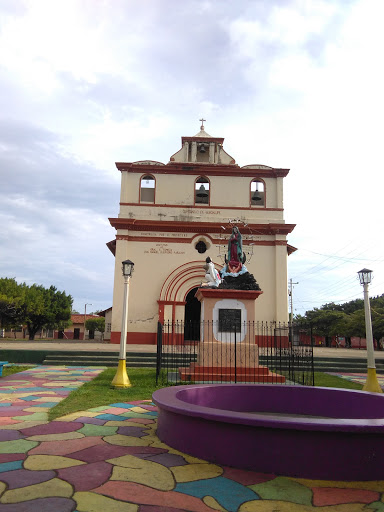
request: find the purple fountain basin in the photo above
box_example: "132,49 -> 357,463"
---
152,384 -> 384,481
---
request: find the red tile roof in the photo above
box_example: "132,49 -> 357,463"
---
71,314 -> 99,324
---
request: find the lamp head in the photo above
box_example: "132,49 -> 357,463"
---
122,259 -> 134,277
358,268 -> 373,285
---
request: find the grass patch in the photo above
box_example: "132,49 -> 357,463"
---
48,367 -> 367,421
48,367 -> 162,421
2,365 -> 34,377
314,372 -> 363,390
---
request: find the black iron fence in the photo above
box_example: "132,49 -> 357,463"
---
156,320 -> 314,386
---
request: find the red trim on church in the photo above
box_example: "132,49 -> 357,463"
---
116,161 -> 289,178
109,218 -> 295,236
196,288 -> 263,300
115,234 -> 289,247
110,331 -> 157,345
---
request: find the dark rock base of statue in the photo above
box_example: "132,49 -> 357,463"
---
219,272 -> 261,291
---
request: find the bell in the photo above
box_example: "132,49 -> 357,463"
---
199,144 -> 206,153
252,191 -> 262,201
196,184 -> 208,198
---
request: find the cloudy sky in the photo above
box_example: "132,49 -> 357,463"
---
0,0 -> 383,317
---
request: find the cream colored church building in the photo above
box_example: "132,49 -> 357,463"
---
107,122 -> 295,344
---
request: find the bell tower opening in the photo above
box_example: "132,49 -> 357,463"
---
184,287 -> 201,341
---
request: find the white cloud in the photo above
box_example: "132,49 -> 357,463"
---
0,0 -> 383,316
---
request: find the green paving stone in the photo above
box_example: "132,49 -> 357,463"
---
77,424 -> 118,437
13,412 -> 48,421
249,477 -> 313,506
0,439 -> 39,454
87,406 -> 111,412
120,412 -> 156,419
367,502 -> 384,511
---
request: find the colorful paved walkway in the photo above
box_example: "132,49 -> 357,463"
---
0,367 -> 383,511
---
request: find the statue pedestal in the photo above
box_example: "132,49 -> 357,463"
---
179,288 -> 285,383
195,288 -> 262,342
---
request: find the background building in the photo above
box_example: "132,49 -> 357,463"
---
108,123 -> 296,344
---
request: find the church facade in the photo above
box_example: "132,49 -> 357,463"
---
107,123 -> 295,344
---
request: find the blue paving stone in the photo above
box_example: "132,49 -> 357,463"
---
9,387 -> 48,392
175,477 -> 259,512
0,460 -> 24,473
30,402 -> 58,408
0,403 -> 12,407
94,413 -> 128,421
19,396 -> 42,401
108,403 -> 136,409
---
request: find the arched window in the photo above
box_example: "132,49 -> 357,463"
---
250,179 -> 265,206
195,176 -> 210,205
140,175 -> 155,203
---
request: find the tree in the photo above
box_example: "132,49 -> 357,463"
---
305,308 -> 348,337
23,285 -> 72,340
0,279 -> 72,340
85,317 -> 105,338
0,278 -> 25,329
301,293 -> 384,346
344,309 -> 365,338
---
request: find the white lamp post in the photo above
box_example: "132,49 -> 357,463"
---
358,268 -> 382,393
111,259 -> 134,388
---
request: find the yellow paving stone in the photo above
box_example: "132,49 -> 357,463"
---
0,393 -> 34,400
41,382 -> 81,387
74,491 -> 138,512
54,411 -> 100,421
147,437 -> 207,463
171,463 -> 223,483
8,392 -> 55,398
0,482 -> 6,497
110,455 -> 174,491
24,454 -> 86,470
26,432 -> 85,442
203,496 -> 227,512
129,406 -> 152,413
239,501 -> 367,512
0,421 -> 49,430
104,420 -> 151,427
291,477 -> 384,492
35,396 -> 62,402
104,435 -> 151,447
24,407 -> 51,412
1,478 -> 73,504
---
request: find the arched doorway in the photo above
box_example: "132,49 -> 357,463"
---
184,287 -> 200,341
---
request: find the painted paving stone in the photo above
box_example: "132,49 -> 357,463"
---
0,366 -> 382,511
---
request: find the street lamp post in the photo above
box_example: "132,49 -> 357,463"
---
111,259 -> 134,388
358,268 -> 382,393
84,303 -> 92,340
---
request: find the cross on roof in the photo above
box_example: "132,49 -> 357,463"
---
199,118 -> 206,130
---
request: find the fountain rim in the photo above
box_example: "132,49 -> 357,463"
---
153,383 -> 384,433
